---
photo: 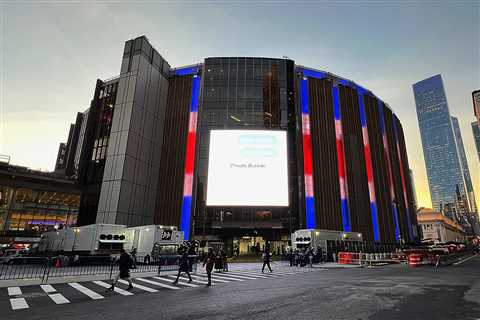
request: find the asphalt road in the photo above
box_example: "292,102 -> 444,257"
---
3,256 -> 480,320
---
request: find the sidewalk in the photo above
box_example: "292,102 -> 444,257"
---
0,270 -> 178,288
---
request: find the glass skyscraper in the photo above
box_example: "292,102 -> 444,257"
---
452,117 -> 477,213
473,121 -> 480,163
413,75 -> 467,212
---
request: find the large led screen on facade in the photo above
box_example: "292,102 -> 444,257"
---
206,130 -> 289,206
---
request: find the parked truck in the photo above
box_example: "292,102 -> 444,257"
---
124,225 -> 184,261
291,229 -> 363,253
38,224 -> 128,255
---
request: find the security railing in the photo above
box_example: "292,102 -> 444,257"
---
0,255 -> 198,284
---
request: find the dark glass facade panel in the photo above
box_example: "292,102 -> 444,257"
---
155,75 -> 193,226
195,57 -> 297,240
77,80 -> 118,226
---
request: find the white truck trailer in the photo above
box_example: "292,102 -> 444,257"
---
124,225 -> 184,259
291,229 -> 363,252
38,224 -> 128,255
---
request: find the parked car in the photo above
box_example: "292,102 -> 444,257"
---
1,253 -> 45,265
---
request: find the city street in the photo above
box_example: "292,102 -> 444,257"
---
2,256 -> 479,320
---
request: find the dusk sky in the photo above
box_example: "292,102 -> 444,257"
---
0,1 -> 479,210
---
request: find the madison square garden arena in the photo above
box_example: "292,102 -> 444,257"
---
43,36 -> 419,255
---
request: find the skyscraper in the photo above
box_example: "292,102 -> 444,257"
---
473,121 -> 480,162
473,90 -> 480,126
413,75 -> 467,212
451,117 -> 477,213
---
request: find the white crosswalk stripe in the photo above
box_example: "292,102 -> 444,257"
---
93,280 -> 133,296
47,293 -> 70,305
137,277 -> 188,288
118,279 -> 158,292
208,274 -> 245,281
68,282 -> 104,300
40,285 -> 56,293
167,275 -> 208,285
151,276 -> 198,287
7,287 -> 29,310
190,274 -> 229,283
40,285 -> 70,304
8,287 -> 22,296
10,298 -> 29,310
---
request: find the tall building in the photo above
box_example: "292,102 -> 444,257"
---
473,121 -> 480,162
58,36 -> 418,249
413,75 -> 467,212
451,117 -> 477,213
473,90 -> 480,126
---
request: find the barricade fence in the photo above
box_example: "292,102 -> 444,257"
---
0,255 -> 198,284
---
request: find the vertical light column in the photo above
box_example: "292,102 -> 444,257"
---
358,90 -> 380,241
378,101 -> 400,242
393,120 -> 414,242
300,77 -> 315,229
180,74 -> 201,240
332,84 -> 350,232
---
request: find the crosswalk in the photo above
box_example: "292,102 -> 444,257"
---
1,264 -> 322,311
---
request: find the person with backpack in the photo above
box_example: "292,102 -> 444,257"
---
109,249 -> 133,291
262,248 -> 273,273
172,250 -> 193,284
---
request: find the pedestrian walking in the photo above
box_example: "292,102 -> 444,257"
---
262,249 -> 273,273
221,250 -> 228,272
130,248 -> 137,269
203,248 -> 215,287
109,249 -> 133,291
308,248 -> 314,268
172,251 -> 193,284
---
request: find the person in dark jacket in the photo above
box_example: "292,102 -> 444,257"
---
262,249 -> 273,273
221,250 -> 228,272
203,248 -> 215,286
172,251 -> 193,284
109,249 -> 133,291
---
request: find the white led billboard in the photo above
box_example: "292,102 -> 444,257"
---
206,130 -> 289,206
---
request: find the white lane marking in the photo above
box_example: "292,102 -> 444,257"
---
10,298 -> 29,310
8,287 -> 22,296
453,255 -> 478,266
68,282 -> 104,300
93,280 -> 133,296
137,277 -> 188,288
207,273 -> 256,280
151,276 -> 198,287
40,285 -> 56,293
117,279 -> 158,293
226,271 -> 271,278
168,275 -> 209,285
209,274 -> 244,281
48,293 -> 70,305
190,274 -> 229,283
143,277 -> 179,290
